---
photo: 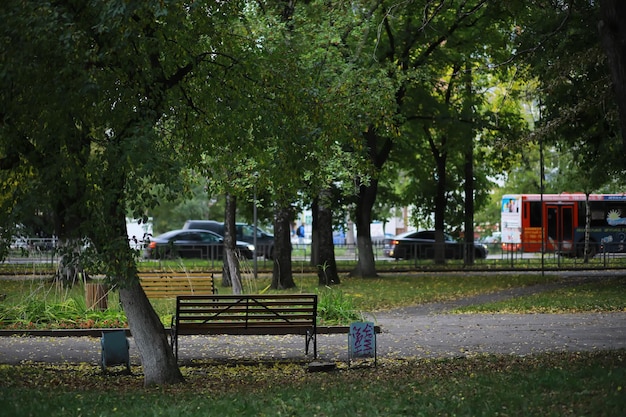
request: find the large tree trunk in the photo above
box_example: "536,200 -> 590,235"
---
97,149 -> 183,386
222,193 -> 242,293
599,0 -> 626,150
351,129 -> 392,278
351,126 -> 393,277
119,281 -> 184,386
431,133 -> 448,265
271,205 -> 296,289
104,213 -> 183,387
463,65 -> 475,265
351,181 -> 378,278
52,158 -> 88,286
316,189 -> 340,286
311,198 -> 320,266
464,146 -> 475,265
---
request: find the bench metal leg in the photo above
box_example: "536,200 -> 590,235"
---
170,326 -> 178,361
305,330 -> 317,359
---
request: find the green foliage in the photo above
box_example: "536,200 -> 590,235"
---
2,0 -> 624,263
351,1 -> 531,232
0,0 -> 258,264
516,0 -> 624,186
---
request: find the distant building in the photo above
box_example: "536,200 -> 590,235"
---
126,218 -> 153,250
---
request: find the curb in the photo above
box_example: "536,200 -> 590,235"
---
0,325 -> 382,338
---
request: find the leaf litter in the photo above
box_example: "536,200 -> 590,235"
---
1,351 -> 624,396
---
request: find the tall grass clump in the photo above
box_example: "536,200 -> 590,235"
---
0,279 -> 127,329
317,287 -> 363,325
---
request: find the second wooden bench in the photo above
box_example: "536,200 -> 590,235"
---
139,273 -> 216,299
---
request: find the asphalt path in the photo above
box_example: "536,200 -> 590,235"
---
1,273 -> 626,366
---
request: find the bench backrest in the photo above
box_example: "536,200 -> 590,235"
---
175,294 -> 317,331
140,273 -> 215,299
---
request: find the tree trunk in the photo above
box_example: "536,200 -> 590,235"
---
463,64 -> 475,265
316,189 -> 340,286
464,146 -> 475,265
223,193 -> 242,294
96,155 -> 183,387
104,211 -> 183,387
55,237 -> 87,287
50,144 -> 89,287
271,205 -> 296,289
311,197 -> 320,266
599,0 -> 626,150
351,181 -> 378,278
346,216 -> 355,246
351,128 -> 392,277
433,140 -> 447,265
424,124 -> 449,264
119,281 -> 184,386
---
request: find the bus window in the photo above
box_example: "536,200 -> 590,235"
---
562,206 -> 573,241
590,201 -> 606,227
577,202 -> 586,226
547,207 -> 558,242
529,202 -> 542,227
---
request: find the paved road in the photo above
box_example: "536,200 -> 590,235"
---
2,313 -> 625,366
1,312 -> 625,366
1,273 -> 626,366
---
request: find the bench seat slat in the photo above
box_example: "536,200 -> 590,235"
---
178,321 -> 314,328
178,313 -> 315,318
177,294 -> 312,300
178,319 -> 313,329
176,327 -> 313,336
179,299 -> 316,305
178,307 -> 315,314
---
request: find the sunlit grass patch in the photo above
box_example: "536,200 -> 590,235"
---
279,272 -> 560,312
0,279 -> 126,329
453,275 -> 626,313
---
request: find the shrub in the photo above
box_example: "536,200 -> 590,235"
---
317,287 -> 363,325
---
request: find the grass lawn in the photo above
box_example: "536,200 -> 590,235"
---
2,272 -> 626,328
0,351 -> 624,416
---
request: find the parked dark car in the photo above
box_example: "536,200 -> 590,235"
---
144,229 -> 254,260
383,230 -> 488,260
182,220 -> 275,259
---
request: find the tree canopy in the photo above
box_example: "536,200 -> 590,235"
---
2,0 -> 625,386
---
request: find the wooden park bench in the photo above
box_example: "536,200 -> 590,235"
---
170,294 -> 317,360
139,272 -> 216,299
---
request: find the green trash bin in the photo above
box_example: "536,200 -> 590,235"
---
101,330 -> 130,374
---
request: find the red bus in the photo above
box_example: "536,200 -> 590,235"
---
501,193 -> 626,257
